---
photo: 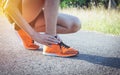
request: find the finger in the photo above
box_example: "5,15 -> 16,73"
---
48,36 -> 57,40
47,35 -> 58,40
56,36 -> 62,41
48,37 -> 60,43
45,40 -> 58,45
45,34 -> 60,43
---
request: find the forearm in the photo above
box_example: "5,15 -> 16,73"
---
4,5 -> 36,37
44,0 -> 60,36
2,0 -> 60,46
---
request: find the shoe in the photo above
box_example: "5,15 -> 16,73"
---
43,42 -> 79,57
17,29 -> 39,50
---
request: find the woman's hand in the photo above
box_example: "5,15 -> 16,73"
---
32,32 -> 60,47
56,35 -> 62,42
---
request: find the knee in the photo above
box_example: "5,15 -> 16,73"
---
71,17 -> 81,33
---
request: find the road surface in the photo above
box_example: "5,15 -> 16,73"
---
0,17 -> 120,75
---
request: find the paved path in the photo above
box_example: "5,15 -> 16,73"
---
0,17 -> 120,75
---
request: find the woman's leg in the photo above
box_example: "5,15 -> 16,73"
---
57,13 -> 81,33
32,0 -> 81,57
33,0 -> 81,34
34,12 -> 81,34
44,0 -> 59,36
15,0 -> 45,50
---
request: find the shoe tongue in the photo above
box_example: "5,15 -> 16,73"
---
54,36 -> 70,48
59,42 -> 70,48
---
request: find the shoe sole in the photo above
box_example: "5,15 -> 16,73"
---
25,46 -> 40,50
43,52 -> 79,58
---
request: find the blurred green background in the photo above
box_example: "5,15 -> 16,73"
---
60,0 -> 120,35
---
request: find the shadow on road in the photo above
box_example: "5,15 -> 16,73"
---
71,54 -> 120,69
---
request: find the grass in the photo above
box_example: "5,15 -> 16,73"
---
60,8 -> 120,35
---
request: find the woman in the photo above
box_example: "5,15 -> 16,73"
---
3,0 -> 81,57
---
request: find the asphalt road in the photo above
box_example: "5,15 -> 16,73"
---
0,17 -> 120,75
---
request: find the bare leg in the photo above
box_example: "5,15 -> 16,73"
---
44,0 -> 60,36
57,14 -> 81,33
34,12 -> 81,34
27,0 -> 81,34
29,0 -> 80,57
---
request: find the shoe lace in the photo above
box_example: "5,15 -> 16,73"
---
59,42 -> 70,49
54,36 -> 70,49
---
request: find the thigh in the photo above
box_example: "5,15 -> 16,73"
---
22,0 -> 45,23
57,13 -> 78,28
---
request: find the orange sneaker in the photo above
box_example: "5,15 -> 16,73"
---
43,42 -> 79,57
17,29 -> 39,50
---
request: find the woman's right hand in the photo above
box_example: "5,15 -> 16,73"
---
32,32 -> 60,47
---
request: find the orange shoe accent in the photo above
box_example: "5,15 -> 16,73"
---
43,42 -> 79,57
17,29 -> 39,50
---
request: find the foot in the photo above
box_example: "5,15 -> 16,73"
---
17,29 -> 39,50
43,42 -> 79,57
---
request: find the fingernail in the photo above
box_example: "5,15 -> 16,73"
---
55,43 -> 58,44
58,41 -> 60,43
